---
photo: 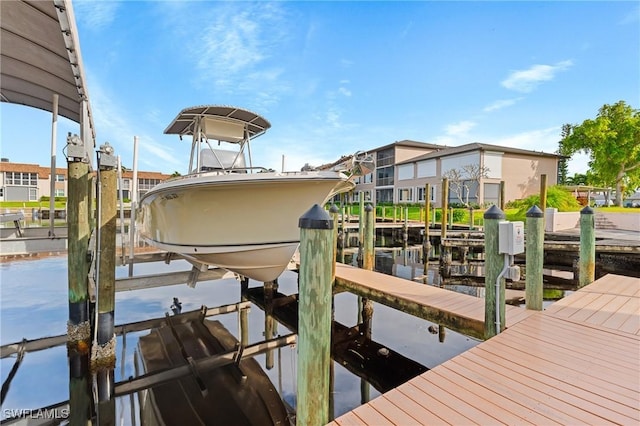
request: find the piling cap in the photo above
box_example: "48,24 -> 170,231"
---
484,204 -> 505,219
299,204 -> 333,229
581,206 -> 594,215
329,204 -> 339,213
365,203 -> 373,212
526,205 -> 544,218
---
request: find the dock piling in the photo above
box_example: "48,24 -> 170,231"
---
484,205 -> 506,338
423,183 -> 431,266
358,225 -> 374,405
264,280 -> 277,370
240,277 -> 249,347
402,206 -> 409,246
363,204 -> 375,271
297,205 -> 334,426
468,207 -> 475,231
579,206 -> 596,288
357,197 -> 365,267
330,204 -> 340,276
66,135 -> 92,424
525,206 -> 544,310
540,174 -> 548,213
95,143 -> 118,425
441,178 -> 449,239
439,245 -> 452,279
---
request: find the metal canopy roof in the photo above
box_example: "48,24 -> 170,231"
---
164,105 -> 271,141
0,0 -> 95,142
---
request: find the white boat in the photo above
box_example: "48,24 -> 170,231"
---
137,105 -> 366,282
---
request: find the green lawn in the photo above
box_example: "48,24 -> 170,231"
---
596,206 -> 640,213
0,201 -> 66,209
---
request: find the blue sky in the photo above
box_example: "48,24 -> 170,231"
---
1,0 -> 638,176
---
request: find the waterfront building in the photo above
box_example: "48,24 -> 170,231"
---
0,159 -> 171,202
325,140 -> 562,206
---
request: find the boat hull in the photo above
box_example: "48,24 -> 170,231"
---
137,171 -> 352,282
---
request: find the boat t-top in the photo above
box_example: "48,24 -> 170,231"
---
137,105 -> 371,282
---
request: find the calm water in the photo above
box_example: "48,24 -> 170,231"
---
1,251 -> 482,423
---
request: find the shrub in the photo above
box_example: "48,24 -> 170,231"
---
511,185 -> 582,220
39,196 -> 67,202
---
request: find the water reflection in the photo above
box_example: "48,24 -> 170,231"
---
1,253 -> 482,423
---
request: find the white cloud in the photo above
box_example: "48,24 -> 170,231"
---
400,21 -> 414,39
490,126 -> 560,152
619,6 -> 640,25
326,108 -> 342,129
445,120 -> 476,136
87,74 -> 182,170
341,59 -> 355,68
338,87 -> 352,97
501,60 -> 573,93
483,98 -> 523,112
493,127 -> 590,176
192,3 -> 289,97
73,0 -> 118,31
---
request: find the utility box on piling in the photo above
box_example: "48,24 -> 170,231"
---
498,221 -> 524,255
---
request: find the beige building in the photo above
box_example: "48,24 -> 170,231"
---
0,159 -> 171,202
344,141 -> 560,206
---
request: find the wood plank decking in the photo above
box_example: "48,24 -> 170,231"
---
334,263 -> 535,339
328,274 -> 640,425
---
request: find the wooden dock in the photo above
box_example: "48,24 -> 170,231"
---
334,263 -> 535,340
329,274 -> 640,425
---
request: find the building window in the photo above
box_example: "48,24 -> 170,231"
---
397,188 -> 413,203
417,185 -> 437,203
376,166 -> 394,187
376,148 -> 395,167
363,173 -> 373,184
398,164 -> 414,180
352,190 -> 372,202
417,160 -> 436,178
5,172 -> 38,186
138,178 -> 161,190
55,189 -> 65,197
376,188 -> 393,203
29,188 -> 37,201
55,174 -> 65,182
484,183 -> 500,205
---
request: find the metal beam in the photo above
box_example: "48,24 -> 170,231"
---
114,333 -> 295,397
0,302 -> 252,358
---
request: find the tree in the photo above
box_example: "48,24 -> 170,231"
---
556,124 -> 571,184
561,101 -> 640,206
564,173 -> 588,186
170,171 -> 181,177
443,164 -> 490,206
